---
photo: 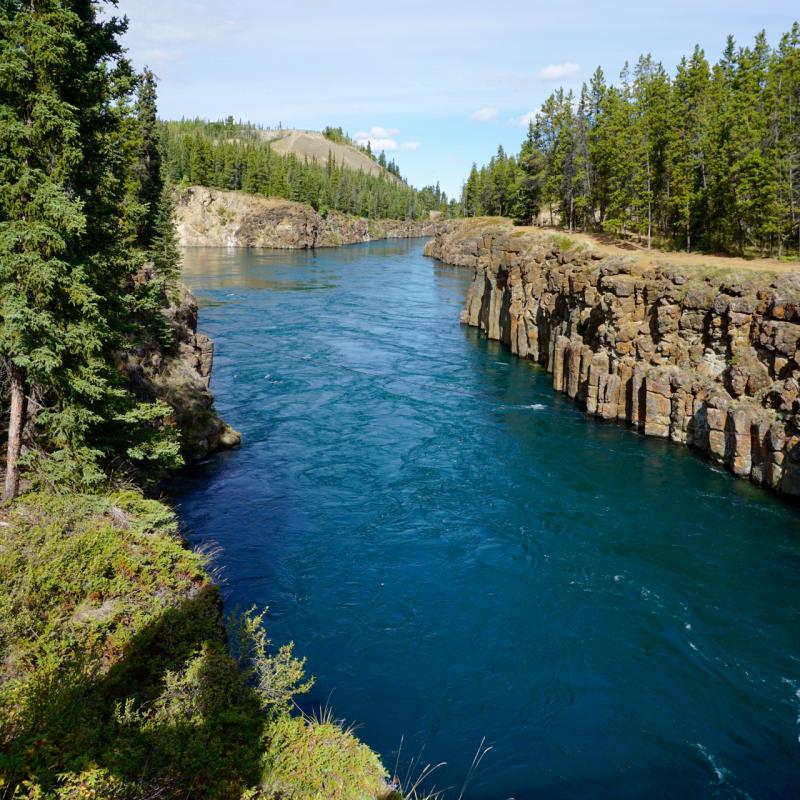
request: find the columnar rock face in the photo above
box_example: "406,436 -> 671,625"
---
176,186 -> 435,249
426,220 -> 800,499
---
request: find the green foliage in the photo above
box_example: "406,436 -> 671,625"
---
133,68 -> 163,249
160,118 -> 452,220
464,23 -> 800,255
0,493 -> 386,800
262,715 -> 388,800
511,123 -> 547,224
322,126 -> 350,145
549,233 -> 579,252
231,608 -> 314,713
149,180 -> 183,302
0,0 -> 186,489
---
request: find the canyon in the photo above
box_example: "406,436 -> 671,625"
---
425,219 -> 800,499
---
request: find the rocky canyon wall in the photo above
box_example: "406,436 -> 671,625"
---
177,186 -> 435,249
425,220 -> 800,499
122,273 -> 241,462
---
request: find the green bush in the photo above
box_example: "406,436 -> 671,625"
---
262,715 -> 389,800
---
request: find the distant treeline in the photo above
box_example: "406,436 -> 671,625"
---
463,24 -> 800,256
160,118 -> 453,220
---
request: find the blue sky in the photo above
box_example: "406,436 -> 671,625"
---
116,0 -> 799,198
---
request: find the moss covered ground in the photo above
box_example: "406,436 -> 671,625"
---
0,492 -> 392,800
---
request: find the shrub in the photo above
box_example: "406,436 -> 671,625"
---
262,715 -> 389,800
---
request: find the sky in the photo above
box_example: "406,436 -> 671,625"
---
115,0 -> 799,198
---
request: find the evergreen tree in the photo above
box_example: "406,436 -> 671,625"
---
150,181 -> 182,299
462,164 -> 481,216
465,25 -> 800,255
0,0 -> 180,498
134,67 -> 162,248
511,123 -> 546,224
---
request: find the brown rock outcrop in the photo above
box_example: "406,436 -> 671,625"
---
123,284 -> 241,462
176,186 -> 434,249
427,220 -> 800,499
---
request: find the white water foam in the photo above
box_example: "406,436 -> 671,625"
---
694,743 -> 754,798
780,678 -> 800,743
695,743 -> 727,783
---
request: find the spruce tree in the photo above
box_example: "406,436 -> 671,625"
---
511,123 -> 546,224
134,67 -> 163,248
0,0 -> 180,497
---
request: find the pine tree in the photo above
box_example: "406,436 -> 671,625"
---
631,56 -> 671,247
667,47 -> 712,251
150,181 -> 182,299
462,164 -> 481,216
134,67 -> 162,248
0,0 -> 180,498
511,123 -> 546,224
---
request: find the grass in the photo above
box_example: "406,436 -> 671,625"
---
0,492 -> 391,800
549,233 -> 577,253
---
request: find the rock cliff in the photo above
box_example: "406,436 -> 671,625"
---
426,220 -> 800,499
176,186 -> 434,249
123,277 -> 241,462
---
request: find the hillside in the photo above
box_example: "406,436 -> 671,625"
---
261,129 -> 399,181
160,120 -> 448,221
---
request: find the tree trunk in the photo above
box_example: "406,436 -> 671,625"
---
3,364 -> 27,501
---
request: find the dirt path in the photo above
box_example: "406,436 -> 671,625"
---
528,226 -> 800,276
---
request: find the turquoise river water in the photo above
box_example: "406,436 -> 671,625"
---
175,239 -> 800,799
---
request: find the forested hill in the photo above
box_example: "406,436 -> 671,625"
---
462,23 -> 800,258
161,119 -> 454,221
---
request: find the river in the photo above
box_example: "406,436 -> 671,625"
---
174,239 -> 800,799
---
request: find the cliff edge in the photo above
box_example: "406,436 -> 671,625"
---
121,273 -> 241,464
427,219 -> 800,499
177,186 -> 434,249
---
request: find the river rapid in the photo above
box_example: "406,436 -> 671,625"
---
175,239 -> 800,799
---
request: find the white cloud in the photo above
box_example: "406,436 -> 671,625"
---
511,110 -> 537,127
355,126 -> 420,153
367,125 -> 399,138
114,2 -> 236,66
538,62 -> 580,81
358,137 -> 398,151
470,107 -> 499,123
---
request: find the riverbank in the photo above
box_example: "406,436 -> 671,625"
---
176,186 -> 436,249
0,492 -> 393,799
425,219 -> 800,499
0,274 -> 398,799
